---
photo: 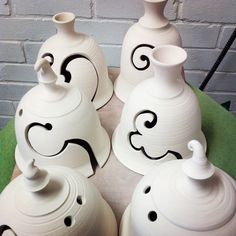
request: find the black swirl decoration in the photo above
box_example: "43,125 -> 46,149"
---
0,225 -> 16,235
41,53 -> 99,102
131,44 -> 154,71
60,54 -> 99,102
42,53 -> 54,66
25,122 -> 96,162
129,110 -> 183,160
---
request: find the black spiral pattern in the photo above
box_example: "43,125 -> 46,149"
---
41,53 -> 99,102
131,44 -> 154,71
25,122 -> 96,161
129,110 -> 182,160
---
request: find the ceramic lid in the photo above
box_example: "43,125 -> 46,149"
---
22,58 -> 82,117
151,140 -> 236,231
16,159 -> 71,217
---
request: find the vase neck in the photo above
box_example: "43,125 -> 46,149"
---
150,45 -> 187,98
139,0 -> 169,29
53,12 -> 77,40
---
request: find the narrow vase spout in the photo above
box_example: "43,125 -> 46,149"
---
53,12 -> 77,39
139,0 -> 169,28
150,45 -> 187,98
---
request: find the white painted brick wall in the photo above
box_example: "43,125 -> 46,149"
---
0,0 -> 236,128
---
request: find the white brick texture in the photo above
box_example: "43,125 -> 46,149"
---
0,0 -> 236,126
96,0 -> 177,20
0,0 -> 10,15
12,0 -> 92,18
0,41 -> 25,62
181,0 -> 236,23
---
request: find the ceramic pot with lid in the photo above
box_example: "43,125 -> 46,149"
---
112,45 -> 206,175
120,140 -> 236,236
37,12 -> 113,109
114,0 -> 182,102
0,159 -> 118,236
15,58 -> 110,177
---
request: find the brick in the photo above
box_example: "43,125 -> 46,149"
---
76,20 -> 132,44
218,51 -> 236,73
0,18 -> 55,41
205,72 -> 236,92
184,49 -> 219,71
101,45 -> 121,67
96,0 -> 177,20
12,0 -> 92,18
0,41 -> 25,63
185,49 -> 236,72
0,0 -> 10,15
0,116 -> 12,129
206,92 -> 236,111
218,26 -> 236,49
0,100 -> 15,115
0,64 -> 36,82
181,0 -> 236,23
176,23 -> 220,48
0,82 -> 34,100
185,70 -> 206,87
24,42 -> 42,64
13,101 -> 19,111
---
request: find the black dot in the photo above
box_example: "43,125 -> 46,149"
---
64,216 -> 72,227
144,186 -> 151,194
45,123 -> 52,130
19,109 -> 23,116
148,211 -> 157,222
77,196 -> 83,205
140,55 -> 147,61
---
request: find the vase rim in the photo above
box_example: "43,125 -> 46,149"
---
150,45 -> 187,68
53,12 -> 75,24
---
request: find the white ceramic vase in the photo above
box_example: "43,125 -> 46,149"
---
0,159 -> 117,236
120,140 -> 236,236
15,58 -> 110,177
114,0 -> 182,102
37,12 -> 113,109
112,45 -> 206,175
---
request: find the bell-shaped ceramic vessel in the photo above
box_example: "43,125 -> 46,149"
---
112,45 -> 206,175
0,159 -> 117,236
37,12 -> 113,109
15,58 -> 110,177
120,140 -> 236,236
114,0 -> 182,102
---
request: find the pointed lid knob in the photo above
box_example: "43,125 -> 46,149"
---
182,140 -> 215,180
22,159 -> 50,192
149,140 -> 236,231
15,159 -> 70,217
21,58 -> 81,117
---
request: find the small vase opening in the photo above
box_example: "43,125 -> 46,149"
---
149,45 -> 187,98
53,12 -> 77,38
151,45 -> 187,67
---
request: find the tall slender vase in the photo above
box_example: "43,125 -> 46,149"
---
114,0 -> 182,102
38,12 -> 113,109
112,45 -> 206,175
